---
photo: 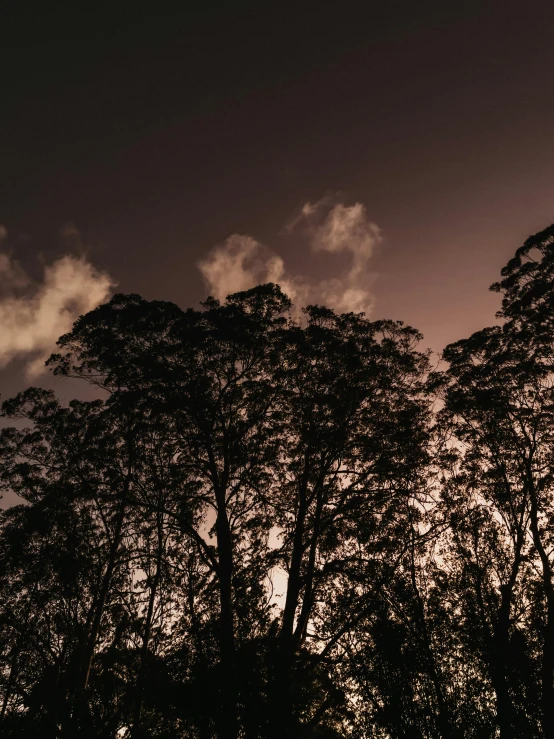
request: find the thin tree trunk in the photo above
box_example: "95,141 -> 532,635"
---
274,469 -> 310,737
293,489 -> 323,648
490,519 -> 524,739
132,507 -> 165,738
528,474 -> 554,738
67,500 -> 127,738
408,530 -> 452,739
214,497 -> 238,739
0,641 -> 21,722
473,546 -> 517,739
281,475 -> 309,643
83,503 -> 127,691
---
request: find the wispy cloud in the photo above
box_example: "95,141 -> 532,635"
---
0,226 -> 115,376
198,234 -> 287,300
198,199 -> 381,315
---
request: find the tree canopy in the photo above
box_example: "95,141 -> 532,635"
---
2,227 -> 554,738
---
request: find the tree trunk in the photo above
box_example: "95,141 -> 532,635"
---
274,472 -> 310,737
67,502 -> 127,738
293,490 -> 323,648
132,507 -> 164,738
490,521 -> 524,739
409,532 -> 452,739
528,475 -> 554,738
215,494 -> 238,739
0,641 -> 20,722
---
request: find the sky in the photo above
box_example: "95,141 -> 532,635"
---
1,0 -> 554,396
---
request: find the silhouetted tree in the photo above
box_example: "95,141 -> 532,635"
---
3,227 -> 554,738
268,307 -> 432,736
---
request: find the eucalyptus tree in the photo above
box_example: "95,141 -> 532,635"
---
434,225 -> 554,738
0,390 -> 141,737
0,465 -> 100,738
0,280 -> 440,738
338,495 -> 463,739
47,285 -> 291,739
43,285 -> 435,738
261,306 -> 434,736
0,387 -> 192,738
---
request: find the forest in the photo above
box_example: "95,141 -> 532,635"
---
2,225 -> 554,739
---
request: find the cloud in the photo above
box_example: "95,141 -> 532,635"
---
198,234 -> 307,307
309,201 -> 381,313
0,242 -> 115,376
198,200 -> 381,315
198,234 -> 286,299
0,254 -> 30,294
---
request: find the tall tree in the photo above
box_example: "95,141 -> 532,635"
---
433,225 -> 554,738
267,307 -> 433,736
47,285 -> 291,738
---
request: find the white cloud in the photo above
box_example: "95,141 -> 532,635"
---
198,233 -> 308,308
309,202 -> 381,313
0,249 -> 114,376
198,200 -> 381,315
198,234 -> 286,299
313,203 -> 380,269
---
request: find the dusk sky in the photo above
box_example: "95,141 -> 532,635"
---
2,1 -> 554,392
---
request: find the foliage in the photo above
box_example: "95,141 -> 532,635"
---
2,227 -> 554,737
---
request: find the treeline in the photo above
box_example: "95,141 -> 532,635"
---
1,226 -> 554,738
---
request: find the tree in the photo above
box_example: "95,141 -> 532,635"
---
433,225 -> 554,738
7,227 -> 554,739
1,284 -> 433,737
267,307 -> 432,736
47,286 -> 292,739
